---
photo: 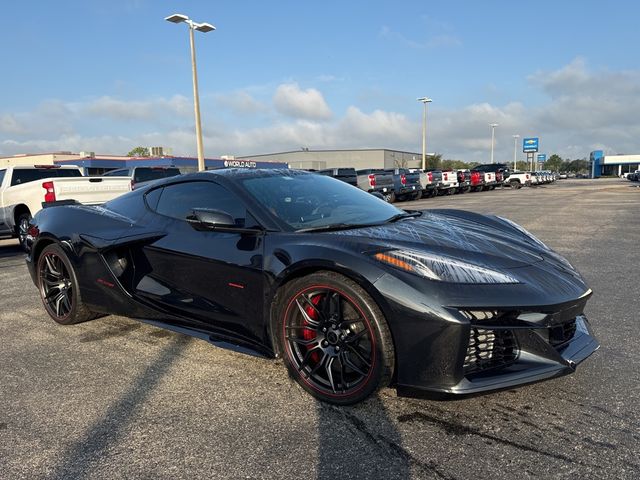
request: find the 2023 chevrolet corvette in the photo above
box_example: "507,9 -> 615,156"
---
26,169 -> 598,405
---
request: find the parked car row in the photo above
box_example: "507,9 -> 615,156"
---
530,170 -> 558,185
622,170 -> 640,181
315,163 -> 556,203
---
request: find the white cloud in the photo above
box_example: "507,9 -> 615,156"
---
379,25 -> 462,49
214,90 -> 268,115
3,59 -> 640,162
0,114 -> 27,135
84,95 -> 192,121
273,83 -> 332,120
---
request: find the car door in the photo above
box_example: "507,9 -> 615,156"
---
136,179 -> 265,345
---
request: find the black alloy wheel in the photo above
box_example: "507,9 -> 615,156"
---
37,244 -> 97,325
278,272 -> 394,405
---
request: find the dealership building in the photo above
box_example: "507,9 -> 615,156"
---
0,151 -> 287,175
590,151 -> 640,177
237,149 -> 424,170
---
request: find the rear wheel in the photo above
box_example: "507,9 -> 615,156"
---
383,191 -> 396,203
37,244 -> 98,325
277,272 -> 395,405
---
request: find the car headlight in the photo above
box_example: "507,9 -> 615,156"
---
497,216 -> 549,250
373,250 -> 520,284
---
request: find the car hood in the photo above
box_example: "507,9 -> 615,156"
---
326,209 -> 550,269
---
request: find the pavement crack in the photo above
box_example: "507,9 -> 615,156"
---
328,406 -> 458,480
397,411 -> 602,469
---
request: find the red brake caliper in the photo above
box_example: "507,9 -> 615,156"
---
303,294 -> 322,362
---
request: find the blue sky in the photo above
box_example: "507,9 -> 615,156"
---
2,0 -> 639,162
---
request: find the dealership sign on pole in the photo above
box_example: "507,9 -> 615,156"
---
523,137 -> 539,153
537,154 -> 546,162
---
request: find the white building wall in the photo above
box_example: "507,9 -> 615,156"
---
0,153 -> 81,167
602,154 -> 640,165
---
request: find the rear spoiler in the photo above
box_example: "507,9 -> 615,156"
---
41,199 -> 81,208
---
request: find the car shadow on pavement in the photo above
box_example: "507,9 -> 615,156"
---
0,242 -> 23,259
316,396 -> 412,480
47,334 -> 192,480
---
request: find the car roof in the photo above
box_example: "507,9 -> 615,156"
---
147,168 -> 311,188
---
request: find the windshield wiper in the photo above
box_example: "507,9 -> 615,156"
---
297,211 -> 423,232
297,223 -> 376,233
384,211 -> 423,223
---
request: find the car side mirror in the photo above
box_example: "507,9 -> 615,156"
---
187,208 -> 236,230
186,208 -> 264,234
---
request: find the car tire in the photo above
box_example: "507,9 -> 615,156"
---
384,192 -> 396,203
276,271 -> 395,405
16,213 -> 32,252
37,243 -> 99,325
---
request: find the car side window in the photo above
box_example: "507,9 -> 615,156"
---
0,169 -> 5,187
145,187 -> 163,210
153,181 -> 249,226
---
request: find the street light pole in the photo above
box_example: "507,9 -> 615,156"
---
512,134 -> 520,170
417,97 -> 432,170
489,123 -> 499,164
165,13 -> 215,172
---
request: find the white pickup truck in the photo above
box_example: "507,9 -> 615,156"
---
0,165 -> 131,250
482,172 -> 497,190
506,171 -> 532,189
437,170 -> 459,195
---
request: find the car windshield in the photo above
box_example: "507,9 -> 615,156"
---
241,171 -> 404,230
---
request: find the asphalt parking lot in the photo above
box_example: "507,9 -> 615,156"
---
1,178 -> 639,479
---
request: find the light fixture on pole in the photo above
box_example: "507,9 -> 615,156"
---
512,134 -> 520,170
489,123 -> 499,164
165,13 -> 215,172
417,97 -> 432,170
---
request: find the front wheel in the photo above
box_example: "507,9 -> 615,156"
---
37,244 -> 98,325
17,213 -> 31,252
276,272 -> 395,405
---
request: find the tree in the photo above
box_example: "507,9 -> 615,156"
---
441,159 -> 477,170
545,154 -> 564,172
127,146 -> 150,157
426,153 -> 442,170
566,159 -> 590,173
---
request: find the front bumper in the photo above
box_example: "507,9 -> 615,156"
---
425,315 -> 598,396
373,269 -> 598,398
26,253 -> 37,285
395,312 -> 598,398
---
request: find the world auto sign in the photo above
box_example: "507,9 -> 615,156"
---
223,160 -> 257,168
523,137 -> 539,153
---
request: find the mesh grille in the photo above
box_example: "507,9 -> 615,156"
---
464,328 -> 518,375
549,320 -> 577,347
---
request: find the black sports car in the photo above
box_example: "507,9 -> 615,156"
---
26,169 -> 599,405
